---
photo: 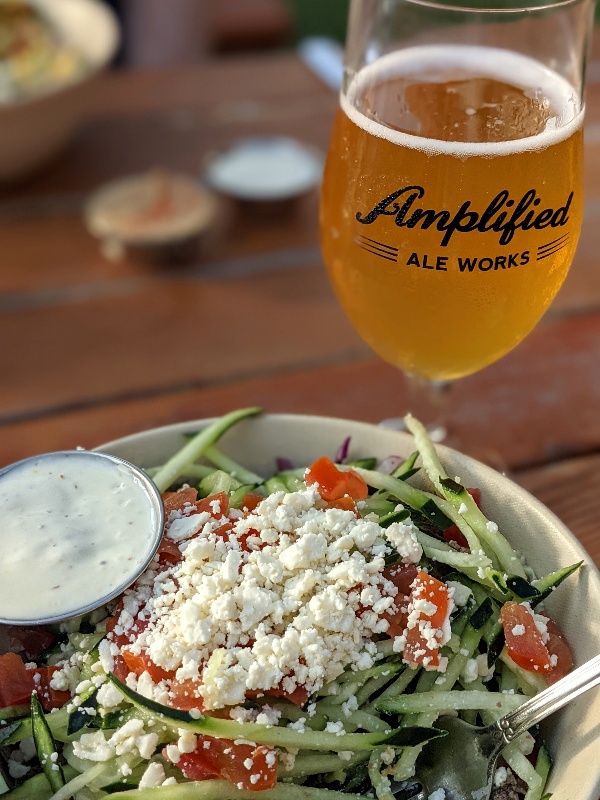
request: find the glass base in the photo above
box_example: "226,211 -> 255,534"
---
379,376 -> 452,442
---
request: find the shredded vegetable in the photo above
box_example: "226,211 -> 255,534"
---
0,408 -> 582,800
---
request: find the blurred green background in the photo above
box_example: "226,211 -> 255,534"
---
284,0 -> 350,43
282,0 -> 598,43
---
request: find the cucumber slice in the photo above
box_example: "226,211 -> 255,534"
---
107,674 -> 443,751
31,693 -> 65,793
532,562 -> 583,606
198,470 -> 242,498
228,483 -> 260,509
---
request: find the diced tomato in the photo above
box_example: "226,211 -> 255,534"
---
168,679 -> 206,711
112,654 -> 129,683
102,618 -> 128,680
276,684 -> 311,707
0,654 -> 69,712
32,666 -> 71,712
106,612 -> 148,650
104,608 -> 120,634
121,650 -> 175,682
162,487 -> 199,516
157,536 -> 183,566
212,517 -> 261,555
195,492 -> 229,518
541,615 -> 573,684
247,681 -> 311,708
326,495 -> 358,512
172,748 -> 217,781
501,601 -> 552,674
442,526 -> 469,549
305,456 -> 368,502
403,570 -> 452,670
106,611 -> 171,683
381,607 -> 408,639
380,564 -> 418,638
384,563 -> 419,596
2,627 -> 57,660
168,736 -> 277,790
212,520 -> 234,540
442,488 -> 481,549
467,488 -> 481,506
0,652 -> 37,708
241,492 -> 263,513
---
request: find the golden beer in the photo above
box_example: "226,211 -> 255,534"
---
320,45 -> 583,380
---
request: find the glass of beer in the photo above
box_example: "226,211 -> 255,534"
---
320,0 -> 593,412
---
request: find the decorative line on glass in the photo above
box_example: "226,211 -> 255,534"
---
355,234 -> 399,262
537,233 -> 570,261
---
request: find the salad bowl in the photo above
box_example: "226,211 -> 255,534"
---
96,412 -> 600,800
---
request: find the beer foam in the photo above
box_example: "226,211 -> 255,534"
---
343,45 -> 583,157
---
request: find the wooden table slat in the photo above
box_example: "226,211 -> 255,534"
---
1,50 -> 600,571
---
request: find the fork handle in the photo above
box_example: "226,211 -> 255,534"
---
497,653 -> 600,743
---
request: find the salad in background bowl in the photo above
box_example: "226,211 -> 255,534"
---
0,408 -> 599,799
0,0 -> 118,181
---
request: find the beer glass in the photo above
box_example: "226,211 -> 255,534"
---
320,0 -> 593,403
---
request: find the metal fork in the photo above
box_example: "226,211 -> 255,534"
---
394,652 -> 600,800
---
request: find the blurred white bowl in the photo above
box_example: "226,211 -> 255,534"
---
205,137 -> 324,203
0,0 -> 119,182
98,412 -> 600,800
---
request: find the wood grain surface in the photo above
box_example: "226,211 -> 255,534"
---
1,46 -> 600,572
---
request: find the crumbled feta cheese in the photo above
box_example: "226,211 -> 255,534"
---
446,581 -> 471,608
72,731 -> 116,762
279,751 -> 296,771
49,662 -> 81,693
255,706 -> 281,727
341,695 -> 358,717
96,681 -> 125,710
428,789 -> 446,800
383,518 -> 422,564
165,744 -> 181,763
462,658 -> 480,684
325,721 -> 345,735
111,487 -> 407,710
110,719 -> 159,760
494,766 -> 509,787
177,730 -> 197,754
139,762 -> 167,789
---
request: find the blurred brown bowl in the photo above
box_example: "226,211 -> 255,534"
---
84,169 -> 219,264
0,0 -> 119,183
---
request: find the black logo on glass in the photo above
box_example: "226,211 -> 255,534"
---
356,185 -> 572,247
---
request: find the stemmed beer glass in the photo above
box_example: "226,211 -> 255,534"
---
320,0 -> 593,428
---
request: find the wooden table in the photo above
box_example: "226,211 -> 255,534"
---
1,47 -> 600,573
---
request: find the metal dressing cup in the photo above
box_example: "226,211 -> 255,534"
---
0,450 -> 165,626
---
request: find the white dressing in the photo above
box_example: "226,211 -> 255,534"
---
0,450 -> 163,624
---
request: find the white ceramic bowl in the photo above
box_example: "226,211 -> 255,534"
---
98,413 -> 600,800
0,0 -> 119,182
